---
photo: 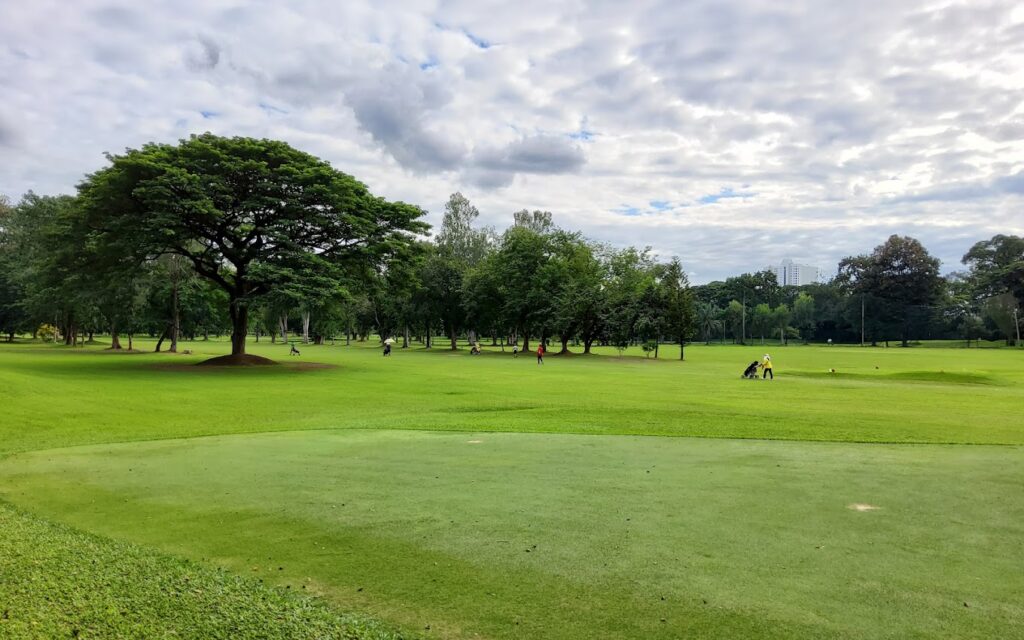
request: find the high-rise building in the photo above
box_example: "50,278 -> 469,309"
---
766,259 -> 821,286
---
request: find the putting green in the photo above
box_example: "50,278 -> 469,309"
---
3,429 -> 1021,639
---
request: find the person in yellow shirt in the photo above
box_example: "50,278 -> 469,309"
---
762,354 -> 773,380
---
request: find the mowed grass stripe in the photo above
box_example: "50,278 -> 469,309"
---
2,430 -> 1022,639
1,339 -> 1023,453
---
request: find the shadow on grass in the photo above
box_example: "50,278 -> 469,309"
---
785,369 -> 1000,385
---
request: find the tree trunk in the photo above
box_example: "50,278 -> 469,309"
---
559,334 -> 570,354
449,326 -> 458,351
154,325 -> 169,352
169,280 -> 179,353
654,340 -> 659,359
584,337 -> 594,354
279,314 -> 289,342
302,311 -> 311,344
679,339 -> 685,361
403,325 -> 410,348
128,332 -> 133,351
521,327 -> 530,353
230,302 -> 249,356
110,322 -> 122,350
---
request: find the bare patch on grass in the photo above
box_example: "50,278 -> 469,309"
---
848,503 -> 880,512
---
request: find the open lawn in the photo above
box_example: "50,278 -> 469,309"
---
1,339 -> 1023,638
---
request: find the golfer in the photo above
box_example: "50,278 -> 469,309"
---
762,354 -> 773,379
536,343 -> 544,365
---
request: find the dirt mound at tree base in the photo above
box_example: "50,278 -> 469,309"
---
196,354 -> 280,367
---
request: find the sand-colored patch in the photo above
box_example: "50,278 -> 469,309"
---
467,440 -> 483,444
848,503 -> 880,512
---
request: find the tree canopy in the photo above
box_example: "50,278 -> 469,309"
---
77,134 -> 427,359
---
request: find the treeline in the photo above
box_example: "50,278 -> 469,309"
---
0,135 -> 1021,355
694,233 -> 1024,347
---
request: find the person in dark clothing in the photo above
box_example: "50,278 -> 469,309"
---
383,343 -> 391,356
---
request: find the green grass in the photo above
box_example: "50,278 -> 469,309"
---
2,338 -> 1023,638
0,501 -> 406,639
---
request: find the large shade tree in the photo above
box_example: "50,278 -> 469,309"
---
78,134 -> 427,361
838,235 -> 942,347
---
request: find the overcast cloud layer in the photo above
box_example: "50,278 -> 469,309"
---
2,0 -> 1023,281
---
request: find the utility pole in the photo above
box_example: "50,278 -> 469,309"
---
861,295 -> 866,347
741,290 -> 746,345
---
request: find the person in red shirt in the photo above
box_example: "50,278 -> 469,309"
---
536,343 -> 544,365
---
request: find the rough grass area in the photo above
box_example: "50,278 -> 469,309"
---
0,501 -> 408,640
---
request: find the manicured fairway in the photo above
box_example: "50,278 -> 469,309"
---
3,429 -> 1024,639
1,339 -> 1023,639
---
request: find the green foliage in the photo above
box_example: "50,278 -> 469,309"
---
696,301 -> 723,344
751,303 -> 773,343
962,234 -> 1024,306
77,134 -> 427,355
838,235 -> 943,345
36,323 -> 59,341
792,293 -> 815,342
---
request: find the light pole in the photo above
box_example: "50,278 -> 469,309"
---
1014,307 -> 1021,346
740,284 -> 762,345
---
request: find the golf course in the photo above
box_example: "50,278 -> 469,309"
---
1,339 -> 1022,639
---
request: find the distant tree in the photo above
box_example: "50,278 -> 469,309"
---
493,225 -> 554,352
696,302 -> 722,345
962,234 -> 1024,310
982,293 -> 1020,345
772,304 -> 792,345
604,247 -> 656,354
421,252 -> 466,350
792,293 -> 816,343
436,193 -> 493,267
838,235 -> 942,347
750,303 -> 773,345
546,233 -> 605,354
0,196 -> 28,341
512,209 -> 555,235
659,258 -> 696,360
725,300 -> 744,343
77,134 -> 426,360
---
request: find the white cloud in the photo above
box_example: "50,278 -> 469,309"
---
1,0 -> 1023,281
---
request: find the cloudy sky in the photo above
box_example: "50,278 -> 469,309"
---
2,0 -> 1023,282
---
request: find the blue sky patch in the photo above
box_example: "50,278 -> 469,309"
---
698,187 -> 755,204
464,30 -> 491,49
649,200 -> 670,210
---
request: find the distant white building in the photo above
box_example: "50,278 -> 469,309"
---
767,259 -> 821,286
